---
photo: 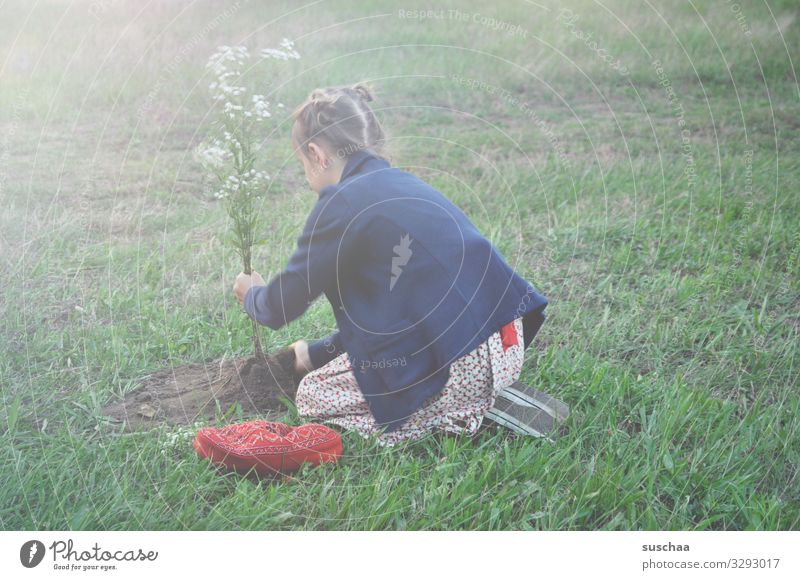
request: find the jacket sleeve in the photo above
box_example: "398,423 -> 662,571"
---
243,193 -> 354,330
306,330 -> 345,369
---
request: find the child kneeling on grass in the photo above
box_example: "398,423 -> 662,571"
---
232,82 -> 553,446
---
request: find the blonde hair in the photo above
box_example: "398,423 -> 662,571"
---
291,82 -> 387,161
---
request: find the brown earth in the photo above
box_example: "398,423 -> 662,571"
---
102,348 -> 302,431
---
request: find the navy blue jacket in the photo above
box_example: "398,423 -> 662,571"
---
244,149 -> 548,432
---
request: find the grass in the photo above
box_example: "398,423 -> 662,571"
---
1,0 -> 798,530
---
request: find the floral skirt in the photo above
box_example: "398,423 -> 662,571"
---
295,317 -> 525,447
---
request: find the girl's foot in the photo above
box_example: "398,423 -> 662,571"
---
485,398 -> 558,442
497,381 -> 570,422
485,382 -> 571,442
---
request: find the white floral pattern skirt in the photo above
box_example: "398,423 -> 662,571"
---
295,317 -> 525,447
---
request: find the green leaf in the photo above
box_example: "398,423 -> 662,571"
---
6,394 -> 22,435
662,450 -> 674,471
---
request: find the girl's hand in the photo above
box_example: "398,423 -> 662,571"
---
233,271 -> 266,305
290,340 -> 314,377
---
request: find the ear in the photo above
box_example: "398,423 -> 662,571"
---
307,142 -> 328,167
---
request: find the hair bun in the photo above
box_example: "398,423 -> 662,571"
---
292,82 -> 387,159
309,89 -> 335,105
351,82 -> 374,102
308,89 -> 338,125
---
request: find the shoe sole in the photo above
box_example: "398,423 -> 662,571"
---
498,381 -> 570,422
485,397 -> 557,443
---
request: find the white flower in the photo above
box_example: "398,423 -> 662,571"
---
260,38 -> 300,61
193,142 -> 230,169
206,45 -> 251,75
161,425 -> 200,452
222,102 -> 243,113
250,94 -> 272,119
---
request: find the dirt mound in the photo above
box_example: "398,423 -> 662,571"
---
102,348 -> 301,431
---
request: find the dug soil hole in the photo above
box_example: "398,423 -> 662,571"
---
102,348 -> 301,431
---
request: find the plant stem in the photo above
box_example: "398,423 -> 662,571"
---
242,247 -> 266,363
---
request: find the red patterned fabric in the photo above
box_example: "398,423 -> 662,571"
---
193,420 -> 343,476
500,320 -> 519,352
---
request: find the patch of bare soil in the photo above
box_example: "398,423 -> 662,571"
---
102,348 -> 301,431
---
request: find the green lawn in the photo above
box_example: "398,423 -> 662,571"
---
1,0 -> 798,530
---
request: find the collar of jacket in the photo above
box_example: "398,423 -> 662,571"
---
325,149 -> 387,191
319,149 -> 389,198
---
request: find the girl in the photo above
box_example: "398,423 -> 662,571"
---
233,82 -> 554,446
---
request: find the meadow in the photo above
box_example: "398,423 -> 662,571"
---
1,0 -> 798,529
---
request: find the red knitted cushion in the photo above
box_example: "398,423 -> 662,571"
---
193,420 -> 343,476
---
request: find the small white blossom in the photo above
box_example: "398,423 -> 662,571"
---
193,142 -> 230,169
251,94 -> 271,119
260,38 -> 300,61
160,422 -> 205,454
